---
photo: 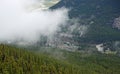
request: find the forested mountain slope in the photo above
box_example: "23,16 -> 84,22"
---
0,44 -> 120,74
51,0 -> 120,43
0,44 -> 80,74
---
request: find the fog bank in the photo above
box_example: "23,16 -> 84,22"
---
0,0 -> 69,43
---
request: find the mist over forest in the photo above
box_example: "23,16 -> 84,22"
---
0,0 -> 120,74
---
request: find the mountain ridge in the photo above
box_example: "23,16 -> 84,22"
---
51,0 -> 120,43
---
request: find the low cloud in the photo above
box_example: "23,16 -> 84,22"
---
0,0 -> 69,43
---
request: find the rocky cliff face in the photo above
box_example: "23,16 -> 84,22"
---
113,16 -> 120,29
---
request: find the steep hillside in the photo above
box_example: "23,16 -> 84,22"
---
52,0 -> 120,18
0,44 -> 80,74
51,0 -> 120,43
0,44 -> 120,74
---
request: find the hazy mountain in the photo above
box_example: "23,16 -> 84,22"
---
52,0 -> 120,18
1,1 -> 120,73
51,0 -> 120,43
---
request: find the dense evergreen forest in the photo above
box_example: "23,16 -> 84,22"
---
0,44 -> 80,74
0,44 -> 120,74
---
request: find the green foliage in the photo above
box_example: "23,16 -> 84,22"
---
0,44 -> 120,74
36,47 -> 120,74
63,51 -> 120,74
0,44 -> 80,74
